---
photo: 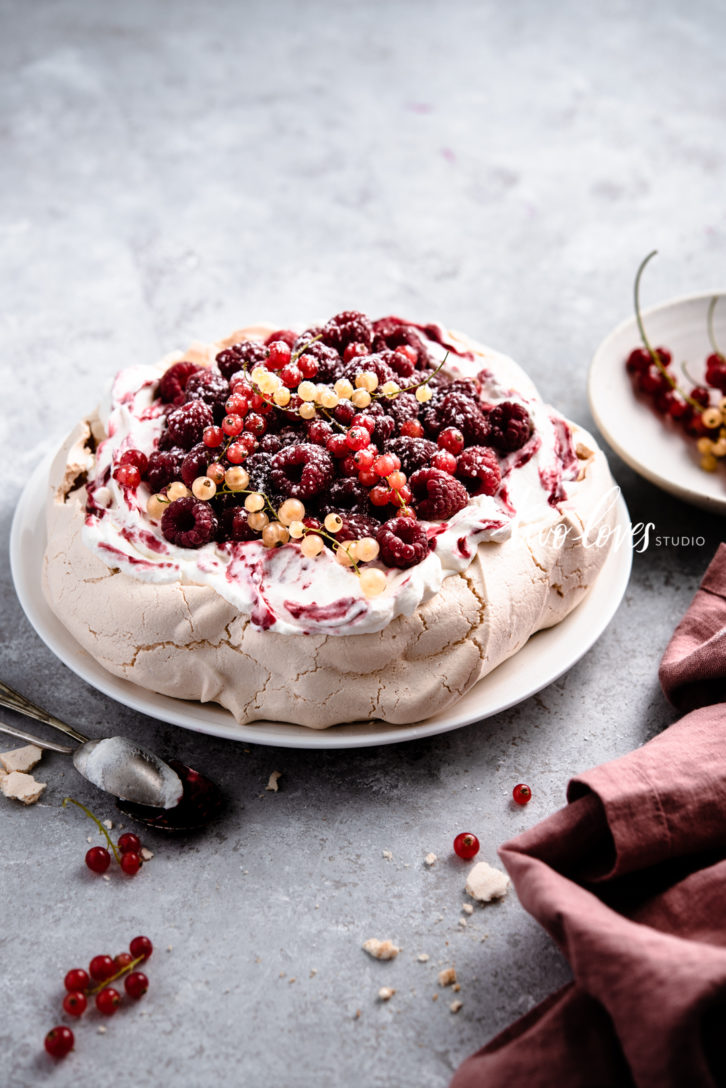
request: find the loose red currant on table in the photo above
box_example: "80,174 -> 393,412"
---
125,971 -> 149,1000
45,1026 -> 74,1059
121,851 -> 142,876
96,988 -> 121,1016
118,832 -> 141,855
513,783 -> 532,805
62,991 -> 87,1017
89,955 -> 116,982
65,968 -> 90,993
85,846 -> 111,874
129,935 -> 153,961
453,832 -> 480,860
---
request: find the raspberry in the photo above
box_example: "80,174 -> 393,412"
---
377,517 -> 430,569
265,329 -> 297,348
336,512 -> 382,542
342,353 -> 396,388
258,433 -> 283,454
180,443 -> 212,487
322,311 -> 373,351
386,391 -> 421,426
409,468 -> 469,521
144,448 -> 185,491
161,497 -> 218,548
386,437 -> 437,476
444,377 -> 481,401
166,400 -> 214,450
216,341 -> 267,381
159,361 -> 202,405
487,401 -> 533,451
372,320 -> 431,367
184,370 -> 230,421
293,338 -> 343,383
325,477 -> 372,516
455,446 -> 501,496
220,505 -> 258,542
243,452 -> 274,494
270,444 -> 334,500
424,391 -> 489,444
306,419 -> 334,446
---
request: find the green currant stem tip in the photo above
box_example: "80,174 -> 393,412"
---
63,797 -> 121,864
89,954 -> 146,996
707,296 -> 725,361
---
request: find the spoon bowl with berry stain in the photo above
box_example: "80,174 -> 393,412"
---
0,679 -> 222,829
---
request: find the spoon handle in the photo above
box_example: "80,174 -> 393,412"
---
0,720 -> 74,754
0,681 -> 89,744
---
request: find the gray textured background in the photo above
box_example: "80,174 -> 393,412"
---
1,1 -> 725,1085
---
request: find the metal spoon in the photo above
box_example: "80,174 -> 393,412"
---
0,679 -> 184,810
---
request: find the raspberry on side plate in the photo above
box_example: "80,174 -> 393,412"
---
376,517 -> 430,569
455,446 -> 502,496
409,468 -> 469,521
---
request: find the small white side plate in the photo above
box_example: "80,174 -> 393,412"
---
589,291 -> 726,514
11,451 -> 632,750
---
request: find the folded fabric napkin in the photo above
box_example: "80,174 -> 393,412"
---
451,543 -> 726,1088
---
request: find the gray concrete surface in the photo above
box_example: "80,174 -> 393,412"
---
1,1 -> 725,1085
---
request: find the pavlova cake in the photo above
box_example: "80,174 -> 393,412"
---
43,311 -> 618,728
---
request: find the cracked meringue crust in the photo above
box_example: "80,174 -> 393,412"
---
42,328 -> 618,728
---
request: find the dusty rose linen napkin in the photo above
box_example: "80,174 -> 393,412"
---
450,544 -> 726,1088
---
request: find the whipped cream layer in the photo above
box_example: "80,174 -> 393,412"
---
81,329 -> 580,637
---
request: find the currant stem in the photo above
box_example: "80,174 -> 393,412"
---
707,296 -> 725,361
63,797 -> 121,864
88,954 -> 145,996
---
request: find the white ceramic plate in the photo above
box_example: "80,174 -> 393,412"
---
589,291 -> 726,514
11,450 -> 632,749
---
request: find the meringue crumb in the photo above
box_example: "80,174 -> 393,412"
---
289,977 -> 296,984
458,918 -> 467,928
461,903 -> 474,915
167,945 -> 173,952
465,861 -> 511,903
362,938 -> 400,961
382,850 -> 393,861
450,1000 -> 463,1014
424,853 -> 437,867
103,819 -> 113,830
378,987 -> 395,1002
97,1025 -> 107,1034
279,972 -> 286,978
353,1009 -> 361,1020
87,836 -> 93,843
102,874 -> 111,882
453,983 -> 461,992
310,969 -> 317,978
0,771 -> 46,805
417,953 -> 430,963
266,771 -> 282,792
438,968 -> 457,987
432,993 -> 439,1001
0,744 -> 43,774
140,847 -> 154,861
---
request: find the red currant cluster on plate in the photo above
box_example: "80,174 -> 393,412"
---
625,254 -> 726,475
103,312 -> 534,589
44,937 -> 152,1058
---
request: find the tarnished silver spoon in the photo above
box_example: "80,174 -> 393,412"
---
0,679 -> 183,809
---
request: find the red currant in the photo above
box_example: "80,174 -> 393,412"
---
203,426 -> 224,448
96,987 -> 121,1016
345,426 -> 370,451
62,991 -> 87,1017
267,340 -> 292,370
386,470 -> 407,491
113,464 -> 141,488
280,363 -> 302,388
44,1026 -> 74,1058
222,414 -> 244,436
352,413 -> 376,433
124,971 -> 149,1000
64,968 -> 90,993
237,433 -> 257,454
453,832 -> 480,860
298,354 -> 319,379
690,385 -> 710,408
119,449 -> 148,474
395,344 -> 418,364
438,427 -> 465,454
114,952 -> 134,970
358,469 -> 378,487
245,413 -> 266,436
89,955 -> 115,982
226,442 -> 246,464
373,454 -> 396,477
625,347 -> 651,375
120,851 -> 142,876
354,448 -> 375,471
343,342 -> 368,363
326,434 -> 349,458
117,832 -> 141,855
431,450 -> 457,473
513,783 -> 532,805
369,485 -> 392,507
392,484 -> 412,505
129,935 -> 153,961
225,393 -> 249,416
400,419 -> 424,438
85,846 -> 111,875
